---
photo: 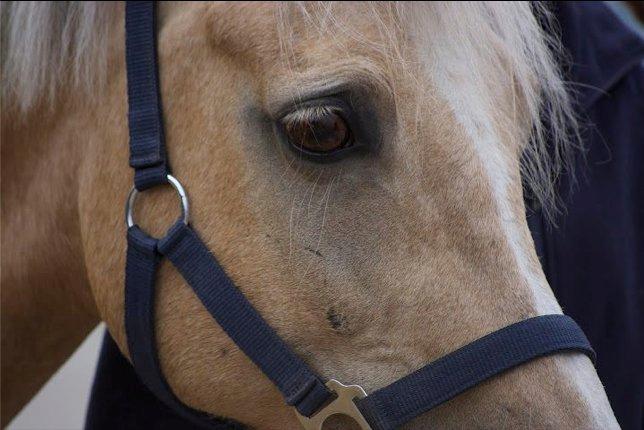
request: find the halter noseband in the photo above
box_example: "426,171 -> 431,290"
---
122,3 -> 595,429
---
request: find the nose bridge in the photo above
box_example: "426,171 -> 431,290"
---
497,353 -> 617,429
548,354 -> 619,429
516,354 -> 618,429
399,353 -> 617,430
359,227 -> 615,429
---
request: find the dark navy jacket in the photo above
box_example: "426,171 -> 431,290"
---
527,3 -> 643,429
85,3 -> 644,429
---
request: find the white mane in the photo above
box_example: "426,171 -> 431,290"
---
1,1 -> 578,220
415,2 -> 580,221
1,1 -> 117,111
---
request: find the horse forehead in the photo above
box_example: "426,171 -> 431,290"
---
169,2 -> 385,67
203,2 -> 280,62
158,2 -> 280,65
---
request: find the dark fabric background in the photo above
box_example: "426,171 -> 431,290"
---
526,2 -> 643,429
85,2 -> 644,429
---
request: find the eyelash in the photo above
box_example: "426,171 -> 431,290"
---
281,105 -> 342,130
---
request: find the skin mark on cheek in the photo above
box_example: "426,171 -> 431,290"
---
326,307 -> 348,332
304,245 -> 323,257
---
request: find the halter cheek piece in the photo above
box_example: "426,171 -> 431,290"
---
123,3 -> 595,429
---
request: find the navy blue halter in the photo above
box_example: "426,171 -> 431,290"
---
123,2 -> 596,429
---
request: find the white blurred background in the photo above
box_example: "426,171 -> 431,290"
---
7,325 -> 104,430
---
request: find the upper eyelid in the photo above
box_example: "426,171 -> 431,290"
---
274,95 -> 351,120
265,63 -> 393,114
280,105 -> 343,126
267,77 -> 371,119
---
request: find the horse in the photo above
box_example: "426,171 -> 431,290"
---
1,2 -> 620,429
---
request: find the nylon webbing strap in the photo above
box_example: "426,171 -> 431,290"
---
124,1 -> 332,423
124,222 -> 332,420
125,1 -> 169,190
157,222 -> 331,415
124,227 -> 241,429
355,315 -> 595,430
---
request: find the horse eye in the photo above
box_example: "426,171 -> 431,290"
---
281,106 -> 352,154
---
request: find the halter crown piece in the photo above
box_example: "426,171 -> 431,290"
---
123,3 -> 596,429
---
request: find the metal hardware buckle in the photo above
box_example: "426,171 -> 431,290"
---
295,380 -> 372,430
125,174 -> 189,229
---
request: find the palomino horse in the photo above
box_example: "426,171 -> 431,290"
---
2,2 -> 619,429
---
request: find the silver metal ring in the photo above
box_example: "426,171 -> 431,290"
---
125,174 -> 189,229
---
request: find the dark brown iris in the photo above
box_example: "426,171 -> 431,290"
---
282,107 -> 351,154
